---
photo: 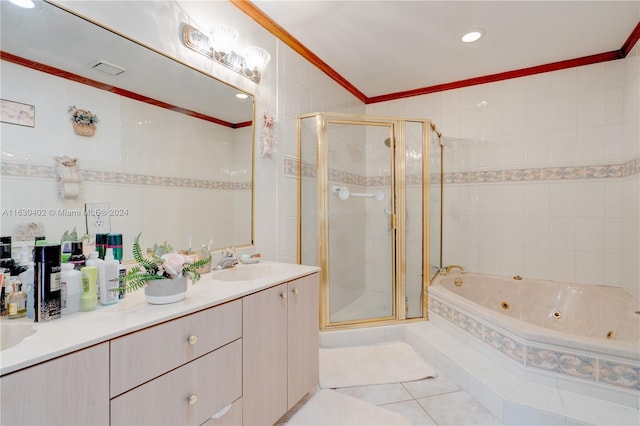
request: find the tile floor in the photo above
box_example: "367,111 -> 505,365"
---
280,368 -> 503,425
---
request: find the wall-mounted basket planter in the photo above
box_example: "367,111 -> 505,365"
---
72,122 -> 96,137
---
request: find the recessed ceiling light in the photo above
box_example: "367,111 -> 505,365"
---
235,93 -> 249,99
9,0 -> 35,8
462,30 -> 483,43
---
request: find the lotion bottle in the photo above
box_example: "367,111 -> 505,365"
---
80,266 -> 98,312
86,251 -> 105,303
101,248 -> 119,305
60,263 -> 82,315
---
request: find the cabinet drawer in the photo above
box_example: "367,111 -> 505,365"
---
201,398 -> 242,426
111,338 -> 242,426
110,299 -> 241,396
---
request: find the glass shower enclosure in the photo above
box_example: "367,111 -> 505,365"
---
297,113 -> 442,329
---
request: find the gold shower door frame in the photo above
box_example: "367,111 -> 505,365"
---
297,112 -> 437,330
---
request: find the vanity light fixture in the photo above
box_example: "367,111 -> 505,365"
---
182,24 -> 270,84
461,30 -> 483,43
9,0 -> 35,8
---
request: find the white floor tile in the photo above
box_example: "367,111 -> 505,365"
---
402,374 -> 460,399
380,400 -> 438,426
335,383 -> 414,406
417,391 -> 504,426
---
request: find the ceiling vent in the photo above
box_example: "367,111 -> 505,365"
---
89,60 -> 126,76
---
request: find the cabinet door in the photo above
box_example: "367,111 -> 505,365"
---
287,273 -> 320,409
242,283 -> 288,426
110,339 -> 242,426
0,343 -> 109,425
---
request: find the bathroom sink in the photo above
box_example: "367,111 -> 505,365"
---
211,264 -> 273,281
1,323 -> 36,351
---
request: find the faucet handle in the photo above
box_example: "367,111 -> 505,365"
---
225,246 -> 236,257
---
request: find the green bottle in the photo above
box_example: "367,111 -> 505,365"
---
80,266 -> 98,311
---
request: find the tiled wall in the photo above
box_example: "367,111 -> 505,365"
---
367,52 -> 640,295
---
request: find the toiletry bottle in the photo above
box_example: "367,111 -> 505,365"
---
0,271 -> 6,317
107,233 -> 123,262
7,281 -> 27,319
34,244 -> 62,322
17,246 -> 35,319
60,263 -> 82,315
68,241 -> 86,271
101,248 -> 120,305
95,233 -> 108,259
86,251 -> 105,303
118,263 -> 127,300
80,266 -> 98,311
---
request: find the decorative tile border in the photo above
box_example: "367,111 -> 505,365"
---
442,156 -> 639,185
428,296 -> 639,392
0,161 -> 251,190
285,155 -> 640,186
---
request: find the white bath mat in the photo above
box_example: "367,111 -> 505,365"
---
284,389 -> 412,425
319,341 -> 437,389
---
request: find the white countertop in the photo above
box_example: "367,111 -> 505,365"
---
0,261 -> 320,376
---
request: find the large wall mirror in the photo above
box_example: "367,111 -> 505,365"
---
1,0 -> 254,255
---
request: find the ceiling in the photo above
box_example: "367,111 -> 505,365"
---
249,1 -> 640,102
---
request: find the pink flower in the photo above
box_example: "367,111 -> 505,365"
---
161,253 -> 187,278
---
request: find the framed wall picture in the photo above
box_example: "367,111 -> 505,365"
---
1,99 -> 35,127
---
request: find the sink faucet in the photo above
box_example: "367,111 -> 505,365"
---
215,247 -> 238,270
444,264 -> 465,274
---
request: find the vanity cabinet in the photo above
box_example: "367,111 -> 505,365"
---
110,300 -> 242,425
0,267 -> 320,426
242,273 -> 319,425
0,343 -> 110,425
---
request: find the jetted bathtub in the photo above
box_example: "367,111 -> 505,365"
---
428,273 -> 640,394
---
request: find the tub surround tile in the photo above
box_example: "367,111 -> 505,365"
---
502,401 -> 567,426
429,290 -> 639,398
526,347 -> 597,381
406,321 -> 639,426
598,359 -> 640,390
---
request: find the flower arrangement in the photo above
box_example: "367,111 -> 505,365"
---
68,105 -> 99,126
117,233 -> 211,293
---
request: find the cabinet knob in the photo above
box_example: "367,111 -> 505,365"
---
280,292 -> 287,299
188,335 -> 198,345
187,394 -> 198,405
292,287 -> 299,295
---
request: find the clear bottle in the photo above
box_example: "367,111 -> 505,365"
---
17,252 -> 35,320
60,263 -> 82,315
7,281 -> 27,319
101,248 -> 119,305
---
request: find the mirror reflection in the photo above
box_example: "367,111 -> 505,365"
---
0,1 -> 254,255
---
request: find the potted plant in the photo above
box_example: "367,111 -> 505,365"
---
118,233 -> 211,304
68,105 -> 99,137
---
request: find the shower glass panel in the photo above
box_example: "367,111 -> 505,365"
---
298,116 -> 319,269
405,121 -> 424,319
297,113 -> 441,329
327,122 -> 395,324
